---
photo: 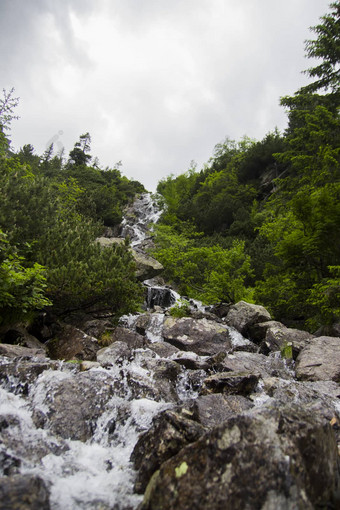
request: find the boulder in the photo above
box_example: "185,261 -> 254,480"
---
260,324 -> 314,358
0,358 -> 57,395
0,474 -> 50,510
219,351 -> 293,380
131,409 -> 205,493
225,300 -> 271,336
45,325 -> 100,361
0,325 -> 46,351
247,320 -> 285,343
163,317 -> 232,356
200,371 -> 259,396
31,370 -> 116,441
96,341 -> 132,366
147,342 -> 180,358
141,405 -> 340,510
0,344 -> 45,359
110,326 -> 146,349
296,336 -> 340,382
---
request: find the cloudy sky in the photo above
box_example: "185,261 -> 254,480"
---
1,0 -> 331,190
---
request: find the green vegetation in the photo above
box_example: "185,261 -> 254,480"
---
0,95 -> 145,326
152,2 -> 340,331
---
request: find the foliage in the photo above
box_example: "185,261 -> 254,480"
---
307,266 -> 340,330
169,299 -> 191,318
0,229 -> 51,325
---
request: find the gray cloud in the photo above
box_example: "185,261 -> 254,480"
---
1,0 -> 331,190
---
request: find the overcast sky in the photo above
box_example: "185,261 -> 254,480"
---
1,0 -> 331,190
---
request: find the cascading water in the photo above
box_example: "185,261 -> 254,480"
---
0,192 -> 256,509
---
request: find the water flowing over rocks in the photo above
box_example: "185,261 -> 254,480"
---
1,192 -> 340,509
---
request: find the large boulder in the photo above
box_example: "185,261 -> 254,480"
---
200,371 -> 259,396
45,325 -> 100,361
225,300 -> 271,337
260,324 -> 314,358
0,474 -> 50,510
296,336 -> 340,382
162,317 -> 232,356
131,409 -> 205,494
96,237 -> 163,280
141,405 -> 340,510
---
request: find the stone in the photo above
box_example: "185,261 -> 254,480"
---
96,236 -> 164,280
296,336 -> 340,382
131,409 -> 205,493
188,393 -> 254,429
0,325 -> 46,351
247,320 -> 285,343
147,342 -> 180,358
225,300 -> 272,336
111,326 -> 146,349
45,325 -> 100,361
97,341 -> 132,366
141,405 -> 340,510
0,474 -> 50,510
200,371 -> 259,396
0,344 -> 45,359
80,318 -> 115,339
0,358 -> 57,395
260,324 -> 314,358
162,317 -> 232,356
220,351 -> 293,380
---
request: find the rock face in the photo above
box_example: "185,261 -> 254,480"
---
141,406 -> 340,510
296,336 -> 340,381
1,297 -> 340,509
45,324 -> 100,361
225,300 -> 272,337
163,317 -> 232,355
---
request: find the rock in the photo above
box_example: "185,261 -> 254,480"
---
131,410 -> 205,494
31,370 -> 116,441
145,286 -> 176,309
111,326 -> 146,349
209,302 -> 231,318
0,344 -> 45,359
314,321 -> 340,338
163,317 -> 232,356
0,474 -> 50,510
139,358 -> 182,403
96,237 -> 164,280
97,341 -> 132,366
247,320 -> 285,343
141,405 -> 340,510
220,351 -> 293,380
45,325 -> 100,361
225,300 -> 272,336
296,336 -> 340,382
0,358 -> 57,395
80,361 -> 101,371
260,324 -> 314,358
200,371 -> 259,396
147,342 -> 180,358
0,325 -> 46,351
80,318 -> 115,339
188,393 -> 254,429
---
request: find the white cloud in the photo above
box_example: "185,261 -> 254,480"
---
1,0 -> 331,190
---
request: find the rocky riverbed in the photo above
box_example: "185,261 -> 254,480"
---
0,193 -> 339,509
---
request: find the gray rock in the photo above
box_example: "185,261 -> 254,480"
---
131,409 -> 205,494
111,326 -> 146,349
163,317 -> 232,356
45,325 -> 100,361
189,393 -> 254,429
0,474 -> 50,510
0,344 -> 45,359
141,405 -> 340,510
225,300 -> 272,336
200,371 -> 259,396
220,351 -> 294,380
247,320 -> 285,343
147,342 -> 180,358
0,358 -> 58,395
296,336 -> 340,382
97,341 -> 132,366
260,324 -> 314,359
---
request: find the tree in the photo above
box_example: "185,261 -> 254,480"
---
0,87 -> 19,134
68,132 -> 92,166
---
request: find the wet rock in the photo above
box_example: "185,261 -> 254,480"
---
225,300 -> 272,336
131,409 -> 205,494
0,359 -> 57,395
147,342 -> 180,358
0,344 -> 45,358
0,474 -> 50,510
247,320 -> 285,343
45,325 -> 100,361
31,370 -> 116,441
0,325 -> 46,351
260,324 -> 314,358
189,393 -> 254,429
111,327 -> 146,349
139,358 -> 182,403
220,351 -> 293,379
145,286 -> 176,309
131,251 -> 164,281
163,317 -> 232,356
0,450 -> 21,476
135,313 -> 152,335
296,336 -> 340,382
97,341 -> 132,366
209,302 -> 231,318
81,318 -> 115,339
141,405 -> 340,510
200,371 -> 259,396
